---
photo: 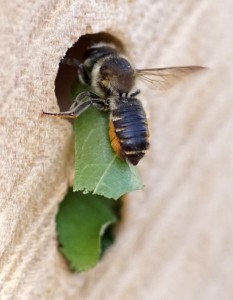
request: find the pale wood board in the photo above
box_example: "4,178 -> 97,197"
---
0,0 -> 233,299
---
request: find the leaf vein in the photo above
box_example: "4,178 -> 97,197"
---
93,155 -> 117,194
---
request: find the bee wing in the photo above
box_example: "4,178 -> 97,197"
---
136,66 -> 206,90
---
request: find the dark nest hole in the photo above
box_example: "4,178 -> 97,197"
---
55,32 -> 125,112
54,32 -> 125,255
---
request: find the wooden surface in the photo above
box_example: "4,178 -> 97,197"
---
0,0 -> 233,299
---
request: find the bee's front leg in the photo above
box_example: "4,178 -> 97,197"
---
69,91 -> 102,110
42,92 -> 108,119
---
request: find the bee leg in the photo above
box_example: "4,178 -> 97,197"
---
68,98 -> 108,117
69,91 -> 102,110
42,97 -> 108,119
42,91 -> 101,117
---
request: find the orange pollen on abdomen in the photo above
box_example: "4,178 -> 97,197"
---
109,120 -> 123,158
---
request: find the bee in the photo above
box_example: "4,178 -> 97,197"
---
43,42 -> 205,165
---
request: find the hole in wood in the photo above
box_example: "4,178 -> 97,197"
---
55,32 -> 125,112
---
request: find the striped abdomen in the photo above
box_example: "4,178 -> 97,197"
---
109,97 -> 150,165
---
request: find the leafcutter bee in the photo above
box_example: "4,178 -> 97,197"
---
43,42 -> 205,165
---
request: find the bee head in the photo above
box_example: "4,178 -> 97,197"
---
99,56 -> 135,94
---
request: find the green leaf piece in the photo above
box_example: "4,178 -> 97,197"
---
74,107 -> 143,200
56,189 -> 117,272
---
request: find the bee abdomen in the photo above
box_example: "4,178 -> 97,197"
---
110,98 -> 149,165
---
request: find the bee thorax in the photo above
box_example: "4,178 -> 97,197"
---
99,56 -> 135,94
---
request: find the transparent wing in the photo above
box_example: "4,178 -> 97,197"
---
136,66 -> 206,90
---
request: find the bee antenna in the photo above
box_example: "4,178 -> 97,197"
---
60,57 -> 81,67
